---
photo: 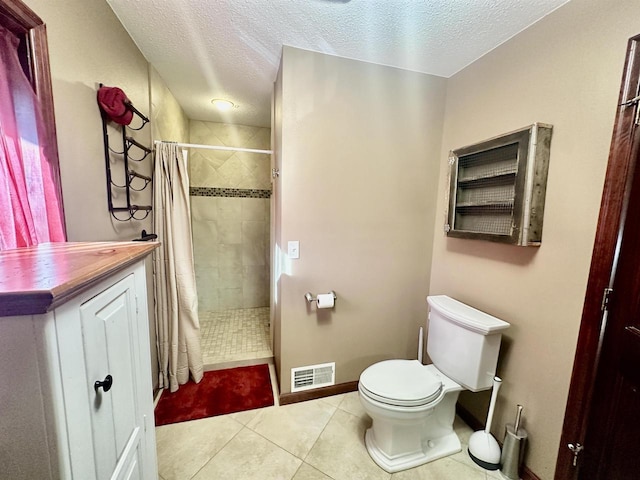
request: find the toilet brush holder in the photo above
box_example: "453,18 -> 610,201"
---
500,423 -> 528,480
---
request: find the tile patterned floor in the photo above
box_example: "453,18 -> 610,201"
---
156,366 -> 506,480
200,307 -> 272,366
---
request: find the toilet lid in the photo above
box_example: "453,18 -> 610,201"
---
359,359 -> 442,407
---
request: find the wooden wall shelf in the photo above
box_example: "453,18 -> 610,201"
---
446,123 -> 553,246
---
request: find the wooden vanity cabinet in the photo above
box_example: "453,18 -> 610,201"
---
0,242 -> 158,480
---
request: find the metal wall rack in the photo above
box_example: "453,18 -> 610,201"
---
446,123 -> 553,246
99,86 -> 152,221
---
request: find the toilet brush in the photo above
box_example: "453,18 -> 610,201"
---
468,376 -> 502,470
500,405 -> 528,480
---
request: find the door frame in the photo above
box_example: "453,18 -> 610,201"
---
0,0 -> 66,233
555,33 -> 640,478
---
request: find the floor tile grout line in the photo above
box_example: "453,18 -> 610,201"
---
241,398 -> 340,476
186,418 -> 247,480
300,401 -> 340,466
300,461 -> 339,480
289,461 -> 305,480
241,421 -> 307,475
302,402 -> 385,480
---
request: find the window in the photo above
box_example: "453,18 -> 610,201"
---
0,0 -> 66,249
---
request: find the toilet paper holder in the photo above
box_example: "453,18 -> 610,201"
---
305,291 -> 337,304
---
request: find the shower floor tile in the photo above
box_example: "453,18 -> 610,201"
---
200,307 -> 272,366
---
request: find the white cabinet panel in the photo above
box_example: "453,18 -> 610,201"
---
80,274 -> 141,480
0,258 -> 157,480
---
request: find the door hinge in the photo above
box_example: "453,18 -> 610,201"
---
601,287 -> 613,311
271,168 -> 280,178
620,93 -> 640,125
135,295 -> 139,315
568,442 -> 584,467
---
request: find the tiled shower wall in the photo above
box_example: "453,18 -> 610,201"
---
189,121 -> 271,312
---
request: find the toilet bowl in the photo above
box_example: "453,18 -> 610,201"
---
359,361 -> 463,472
358,295 -> 510,473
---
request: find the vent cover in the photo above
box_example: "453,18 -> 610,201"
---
291,362 -> 335,392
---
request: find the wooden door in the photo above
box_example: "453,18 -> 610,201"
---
81,274 -> 143,480
580,135 -> 640,477
585,178 -> 640,477
556,34 -> 640,479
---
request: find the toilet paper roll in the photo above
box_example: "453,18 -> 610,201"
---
316,293 -> 335,309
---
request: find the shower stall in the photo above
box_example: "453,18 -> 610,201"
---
187,120 -> 273,366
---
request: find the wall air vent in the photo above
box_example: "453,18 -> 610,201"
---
291,362 -> 335,392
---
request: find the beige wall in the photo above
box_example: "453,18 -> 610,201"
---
189,121 -> 271,311
149,65 -> 190,144
430,0 -> 639,477
272,60 -> 284,379
26,0 -> 152,242
276,47 -> 447,393
26,0 -> 192,392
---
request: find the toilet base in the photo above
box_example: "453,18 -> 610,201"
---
364,427 -> 461,473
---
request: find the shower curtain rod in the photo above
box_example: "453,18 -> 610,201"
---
154,140 -> 272,155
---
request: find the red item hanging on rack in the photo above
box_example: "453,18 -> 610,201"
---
97,85 -> 133,125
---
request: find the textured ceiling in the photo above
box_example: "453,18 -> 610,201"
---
106,0 -> 569,128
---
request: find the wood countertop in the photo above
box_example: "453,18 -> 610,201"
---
0,242 -> 158,317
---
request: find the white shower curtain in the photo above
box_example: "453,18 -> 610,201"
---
153,142 -> 204,392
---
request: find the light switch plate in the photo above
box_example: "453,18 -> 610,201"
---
288,241 -> 300,259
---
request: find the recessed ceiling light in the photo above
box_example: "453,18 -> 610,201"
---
211,99 -> 235,111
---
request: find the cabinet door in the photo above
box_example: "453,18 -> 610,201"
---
80,273 -> 143,480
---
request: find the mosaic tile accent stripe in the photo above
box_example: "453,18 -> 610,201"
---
190,186 -> 272,198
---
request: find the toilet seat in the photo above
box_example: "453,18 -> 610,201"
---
359,359 -> 442,407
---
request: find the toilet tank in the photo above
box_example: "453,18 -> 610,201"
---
426,295 -> 509,392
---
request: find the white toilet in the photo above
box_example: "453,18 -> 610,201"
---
358,295 -> 510,473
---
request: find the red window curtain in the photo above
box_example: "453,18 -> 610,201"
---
0,25 -> 65,250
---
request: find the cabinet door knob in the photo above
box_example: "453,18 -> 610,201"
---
94,374 -> 113,392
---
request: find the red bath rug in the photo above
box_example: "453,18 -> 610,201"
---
154,364 -> 274,426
